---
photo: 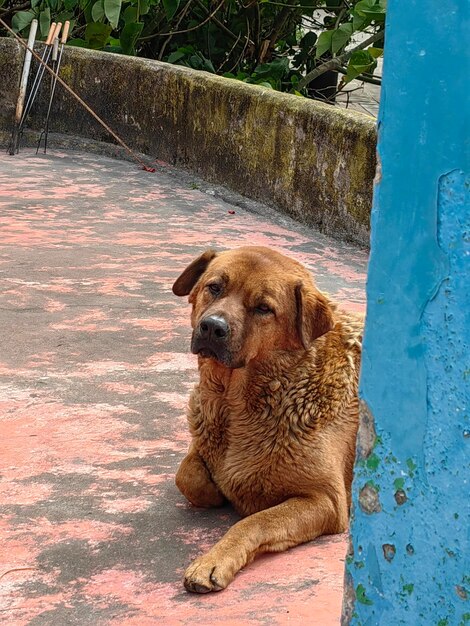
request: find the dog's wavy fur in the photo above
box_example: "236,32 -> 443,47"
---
172,246 -> 362,593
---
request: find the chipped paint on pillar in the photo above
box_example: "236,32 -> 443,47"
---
0,150 -> 367,625
343,2 -> 469,625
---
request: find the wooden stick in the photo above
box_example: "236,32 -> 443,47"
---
18,22 -> 60,130
0,17 -> 154,171
39,21 -> 70,153
8,19 -> 38,154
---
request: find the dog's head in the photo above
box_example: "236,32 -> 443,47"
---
172,247 -> 334,369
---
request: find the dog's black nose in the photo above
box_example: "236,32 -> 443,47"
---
199,315 -> 229,341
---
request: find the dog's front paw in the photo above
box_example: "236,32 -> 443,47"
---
184,554 -> 236,593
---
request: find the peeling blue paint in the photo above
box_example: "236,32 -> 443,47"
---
344,1 -> 469,624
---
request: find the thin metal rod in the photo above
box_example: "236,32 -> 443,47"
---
19,22 -> 62,131
37,22 -> 70,154
8,19 -> 38,155
0,16 -> 154,171
19,21 -> 55,128
19,22 -> 57,130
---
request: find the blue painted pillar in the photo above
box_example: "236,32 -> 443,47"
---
342,2 -> 469,625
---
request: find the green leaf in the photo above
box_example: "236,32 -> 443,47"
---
200,57 -> 215,73
344,49 -> 377,83
104,0 -> 122,29
315,30 -> 333,58
82,0 -> 94,22
120,21 -> 143,54
162,0 -> 179,20
68,38 -> 88,47
64,0 -> 79,9
352,12 -> 369,30
85,21 -> 112,48
331,22 -> 353,54
31,0 -> 41,9
355,0 -> 386,21
11,10 -> 35,33
167,49 -> 187,63
139,0 -> 150,14
252,57 -> 289,80
55,11 -> 74,23
369,46 -> 383,58
123,5 -> 138,23
355,0 -> 376,14
39,8 -> 51,37
183,53 -> 215,73
92,0 -> 105,21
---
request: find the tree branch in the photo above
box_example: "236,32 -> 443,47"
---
337,65 -> 382,85
295,29 -> 383,92
158,0 -> 192,60
267,0 -> 298,46
0,2 -> 30,17
139,0 -> 224,41
194,0 -> 254,48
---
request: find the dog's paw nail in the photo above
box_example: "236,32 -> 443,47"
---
184,579 -> 211,594
184,561 -> 229,593
210,576 -> 224,591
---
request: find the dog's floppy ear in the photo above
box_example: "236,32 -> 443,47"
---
172,250 -> 217,296
295,282 -> 334,349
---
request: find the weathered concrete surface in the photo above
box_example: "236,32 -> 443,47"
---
0,37 -> 376,246
0,149 -> 367,625
0,38 -> 23,124
343,1 -> 469,624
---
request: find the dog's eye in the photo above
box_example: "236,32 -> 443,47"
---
255,304 -> 273,315
207,283 -> 222,296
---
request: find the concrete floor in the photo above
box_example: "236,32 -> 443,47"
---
0,149 -> 367,625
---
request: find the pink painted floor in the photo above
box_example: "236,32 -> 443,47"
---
0,149 -> 368,625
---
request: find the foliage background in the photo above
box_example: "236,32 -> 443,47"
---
1,0 -> 385,100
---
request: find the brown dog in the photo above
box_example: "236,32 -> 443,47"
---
172,246 -> 362,593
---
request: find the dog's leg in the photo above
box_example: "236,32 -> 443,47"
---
184,492 -> 346,593
176,448 -> 225,508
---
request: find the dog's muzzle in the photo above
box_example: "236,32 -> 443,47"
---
191,315 -> 231,364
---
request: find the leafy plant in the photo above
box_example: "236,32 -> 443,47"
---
1,0 -> 386,100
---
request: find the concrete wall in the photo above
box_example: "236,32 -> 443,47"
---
343,1 -> 469,624
0,38 -> 376,246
